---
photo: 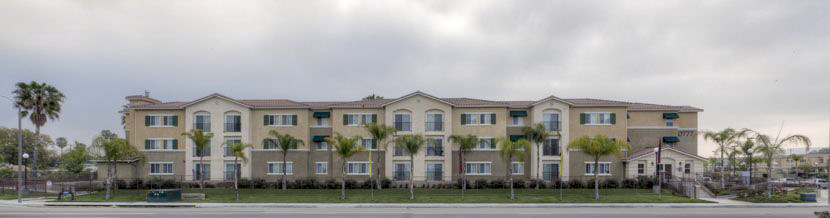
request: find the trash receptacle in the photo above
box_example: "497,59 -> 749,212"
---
146,189 -> 182,202
800,193 -> 816,202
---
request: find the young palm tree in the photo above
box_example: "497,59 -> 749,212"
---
227,142 -> 253,202
789,154 -> 804,178
735,138 -> 755,184
396,134 -> 425,200
569,135 -> 630,200
13,81 -> 65,177
449,134 -> 477,198
183,129 -> 213,193
365,123 -> 397,190
752,131 -> 811,197
522,123 -> 549,189
499,138 -> 531,200
269,130 -> 304,190
92,134 -> 142,200
56,137 -> 68,157
327,133 -> 363,200
702,128 -> 748,187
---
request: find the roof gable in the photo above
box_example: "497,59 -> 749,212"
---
381,91 -> 454,107
180,93 -> 252,109
532,95 -> 575,106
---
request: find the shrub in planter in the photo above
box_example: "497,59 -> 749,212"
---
603,178 -> 619,189
237,178 -> 252,188
381,178 -> 392,189
552,180 -> 564,189
251,178 -> 267,188
512,179 -> 526,189
324,179 -> 339,189
344,179 -> 357,189
567,180 -> 583,189
528,179 -> 547,189
636,176 -> 655,189
455,178 -> 471,189
621,179 -> 638,188
584,179 -> 596,188
474,179 -> 488,189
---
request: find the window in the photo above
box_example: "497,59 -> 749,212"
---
425,112 -> 443,131
315,141 -> 328,150
361,138 -> 377,150
465,162 -> 492,175
543,113 -> 560,131
637,163 -> 645,175
426,138 -> 443,156
426,162 -> 443,181
510,116 -> 524,126
263,139 -> 278,150
193,162 -> 210,181
315,117 -> 330,127
684,163 -> 691,174
224,137 -> 242,156
224,162 -> 241,180
394,146 -> 408,156
461,113 -> 496,125
477,138 -> 496,150
267,162 -> 294,175
542,163 -> 559,181
224,113 -> 242,132
393,162 -> 411,180
665,119 -> 674,127
542,138 -> 559,156
145,115 -> 177,127
585,162 -> 612,176
580,112 -> 615,125
394,112 -> 411,131
194,113 -> 211,132
512,162 -> 524,175
149,162 -> 173,175
144,139 -> 178,150
346,162 -> 370,175
264,114 -> 298,126
193,140 -> 211,157
344,114 -> 376,126
315,162 -> 328,175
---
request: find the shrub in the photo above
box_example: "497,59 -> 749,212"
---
622,179 -> 638,188
512,179 -> 526,189
567,180 -> 583,189
528,179 -> 547,189
474,179 -> 488,189
584,179 -> 596,188
324,179 -> 339,189
380,178 -> 391,189
344,179 -> 357,189
636,176 -> 655,189
552,180 -> 564,189
251,178 -> 267,188
455,178 -> 471,189
489,179 -> 505,189
237,178 -> 252,188
603,178 -> 619,189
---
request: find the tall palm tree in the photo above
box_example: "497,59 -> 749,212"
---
569,135 -> 630,200
92,134 -> 142,200
499,138 -> 531,200
735,138 -> 755,184
13,81 -> 65,177
227,142 -> 253,202
56,137 -> 68,157
396,134 -> 425,200
522,123 -> 549,189
702,128 -> 747,187
269,130 -> 304,190
328,133 -> 363,200
789,154 -> 804,178
449,134 -> 477,198
183,129 -> 213,193
365,123 -> 397,190
752,131 -> 811,197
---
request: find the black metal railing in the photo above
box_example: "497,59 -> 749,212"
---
426,147 -> 443,156
194,122 -> 211,132
224,122 -> 241,132
426,170 -> 443,181
394,121 -> 411,131
425,121 -> 443,131
544,121 -> 561,131
542,144 -> 560,156
193,148 -> 211,157
393,171 -> 410,181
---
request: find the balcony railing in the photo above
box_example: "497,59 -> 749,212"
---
425,121 -> 443,131
426,147 -> 443,156
394,121 -> 411,131
393,171 -> 410,181
542,144 -> 560,156
543,121 -> 561,131
426,170 -> 443,181
193,149 -> 211,157
224,122 -> 241,132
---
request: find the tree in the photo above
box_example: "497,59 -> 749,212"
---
13,81 -> 65,177
60,142 -> 89,173
365,123 -> 396,190
227,142 -> 252,202
789,154 -> 804,178
183,129 -> 213,193
328,133 -> 363,200
569,135 -> 630,200
499,138 -> 531,200
522,123 -> 549,189
268,130 -> 304,190
449,134 -> 477,198
752,131 -> 811,197
92,133 -> 142,200
396,134 -> 425,200
0,127 -> 52,167
702,128 -> 748,187
363,94 -> 384,100
56,137 -> 68,156
735,138 -> 755,183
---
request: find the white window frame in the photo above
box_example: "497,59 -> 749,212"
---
346,161 -> 370,175
465,161 -> 492,175
461,112 -> 495,126
313,117 -> 330,127
145,138 -> 177,150
315,141 -> 329,150
149,162 -> 174,175
637,163 -> 645,175
425,111 -> 444,131
361,137 -> 378,151
344,113 -> 375,126
224,113 -> 242,132
665,119 -> 674,127
583,112 -> 613,125
509,116 -> 524,127
315,162 -> 328,175
511,162 -> 524,175
474,137 -> 497,150
394,111 -> 412,132
584,162 -> 612,176
147,114 -> 176,128
267,161 -> 294,175
224,137 -> 242,156
265,113 -> 298,127
193,113 -> 211,132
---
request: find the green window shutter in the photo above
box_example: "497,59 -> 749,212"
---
579,113 -> 587,124
292,115 -> 298,125
171,116 -> 178,126
371,114 -> 377,124
490,139 -> 496,149
461,114 -> 467,125
264,115 -> 269,126
610,113 -> 616,124
343,115 -> 348,125
490,114 -> 496,124
144,140 -> 151,149
172,139 -> 178,149
145,116 -> 151,126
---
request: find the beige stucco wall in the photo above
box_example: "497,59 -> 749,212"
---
627,111 -> 665,127
568,107 -> 628,140
677,112 -> 698,129
451,108 -> 508,139
128,109 -> 187,151
529,99 -> 570,181
250,109 -> 311,149
383,95 -> 454,181
184,97 -> 253,181
331,108 -> 385,138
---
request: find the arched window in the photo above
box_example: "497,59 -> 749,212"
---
542,109 -> 561,131
193,111 -> 211,132
224,111 -> 242,132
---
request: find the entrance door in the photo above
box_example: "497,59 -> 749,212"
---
664,164 -> 673,179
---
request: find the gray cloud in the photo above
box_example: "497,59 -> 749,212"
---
0,0 -> 828,156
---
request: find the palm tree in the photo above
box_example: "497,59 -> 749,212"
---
789,154 -> 804,178
13,81 -> 65,177
92,134 -> 142,200
328,133 -> 363,200
569,135 -> 630,200
227,142 -> 253,202
702,128 -> 747,187
183,129 -> 213,193
735,138 -> 755,184
522,123 -> 549,189
396,134 -> 425,200
499,138 -> 531,200
56,137 -> 68,157
751,131 -> 811,197
449,134 -> 477,198
365,123 -> 397,190
269,130 -> 304,190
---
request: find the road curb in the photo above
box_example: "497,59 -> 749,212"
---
20,202 -> 827,209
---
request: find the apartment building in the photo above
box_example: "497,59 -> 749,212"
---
102,91 -> 703,183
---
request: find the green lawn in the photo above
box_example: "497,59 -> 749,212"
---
54,188 -> 709,203
0,191 -> 50,200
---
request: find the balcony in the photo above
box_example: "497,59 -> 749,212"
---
394,121 -> 411,132
542,144 -> 560,156
425,121 -> 443,132
393,171 -> 410,181
426,170 -> 443,181
426,147 -> 443,156
543,121 -> 560,131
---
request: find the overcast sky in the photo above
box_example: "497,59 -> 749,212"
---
0,1 -> 828,157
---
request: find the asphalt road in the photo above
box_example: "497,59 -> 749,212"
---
0,205 -> 827,218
